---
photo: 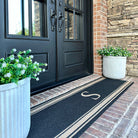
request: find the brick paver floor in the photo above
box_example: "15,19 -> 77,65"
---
31,74 -> 138,138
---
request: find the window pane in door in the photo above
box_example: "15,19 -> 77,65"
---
8,0 -> 29,35
32,0 -> 47,37
75,0 -> 83,10
69,12 -> 74,39
68,0 -> 74,7
65,11 -> 68,39
75,13 -> 83,40
65,0 -> 73,7
64,9 -> 74,40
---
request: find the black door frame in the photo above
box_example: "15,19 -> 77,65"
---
0,0 -> 93,95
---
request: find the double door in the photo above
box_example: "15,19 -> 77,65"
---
0,0 -> 91,94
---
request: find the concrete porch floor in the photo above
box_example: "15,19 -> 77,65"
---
31,74 -> 138,138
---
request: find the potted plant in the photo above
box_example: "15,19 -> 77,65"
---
0,49 -> 47,138
97,46 -> 132,79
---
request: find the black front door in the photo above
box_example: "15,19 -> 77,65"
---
57,0 -> 88,81
0,0 -> 92,94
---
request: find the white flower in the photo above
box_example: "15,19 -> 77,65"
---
45,63 -> 48,66
16,59 -> 19,62
28,49 -> 32,52
0,58 -> 4,61
17,64 -> 22,68
2,63 -> 6,68
22,64 -> 26,68
4,73 -> 11,78
10,55 -> 14,60
37,73 -> 40,75
17,54 -> 21,58
30,55 -> 34,59
34,74 -> 37,77
43,69 -> 46,72
12,48 -> 17,52
36,77 -> 39,81
39,69 -> 42,72
23,51 -> 26,53
21,70 -> 25,75
34,61 -> 37,64
34,65 -> 37,69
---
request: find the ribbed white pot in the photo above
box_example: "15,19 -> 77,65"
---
103,56 -> 127,79
0,78 -> 30,138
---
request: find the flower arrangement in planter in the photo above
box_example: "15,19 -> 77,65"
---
0,49 -> 47,138
0,48 -> 47,84
97,46 -> 132,79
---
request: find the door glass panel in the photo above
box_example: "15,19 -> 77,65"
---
75,0 -> 82,10
64,9 -> 74,40
69,12 -> 74,39
64,0 -> 83,40
8,0 -> 29,35
68,0 -> 74,7
65,11 -> 68,39
65,0 -> 67,5
75,14 -> 80,40
65,0 -> 74,7
32,0 -> 47,37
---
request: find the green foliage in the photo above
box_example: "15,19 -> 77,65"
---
97,46 -> 132,57
0,49 -> 47,85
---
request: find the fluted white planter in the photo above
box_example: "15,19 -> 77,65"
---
0,78 -> 30,138
103,56 -> 127,79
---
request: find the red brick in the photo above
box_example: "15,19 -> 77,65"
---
107,107 -> 124,115
91,122 -> 112,133
86,127 -> 107,138
104,110 -> 122,119
80,132 -> 96,138
96,118 -> 114,128
100,114 -> 119,123
33,95 -> 45,102
31,98 -> 38,105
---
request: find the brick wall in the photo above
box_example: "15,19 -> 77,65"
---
107,0 -> 138,76
93,0 -> 107,75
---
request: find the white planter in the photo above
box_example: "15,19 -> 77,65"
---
0,78 -> 30,138
103,56 -> 127,79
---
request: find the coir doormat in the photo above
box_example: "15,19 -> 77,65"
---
28,77 -> 133,138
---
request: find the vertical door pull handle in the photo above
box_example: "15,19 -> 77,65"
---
50,9 -> 56,31
58,11 -> 64,32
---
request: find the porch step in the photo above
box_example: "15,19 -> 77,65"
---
31,74 -> 101,108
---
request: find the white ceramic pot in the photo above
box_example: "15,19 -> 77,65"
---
103,56 -> 127,79
0,78 -> 30,138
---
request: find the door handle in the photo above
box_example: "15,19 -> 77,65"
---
58,11 -> 64,32
50,9 -> 56,31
